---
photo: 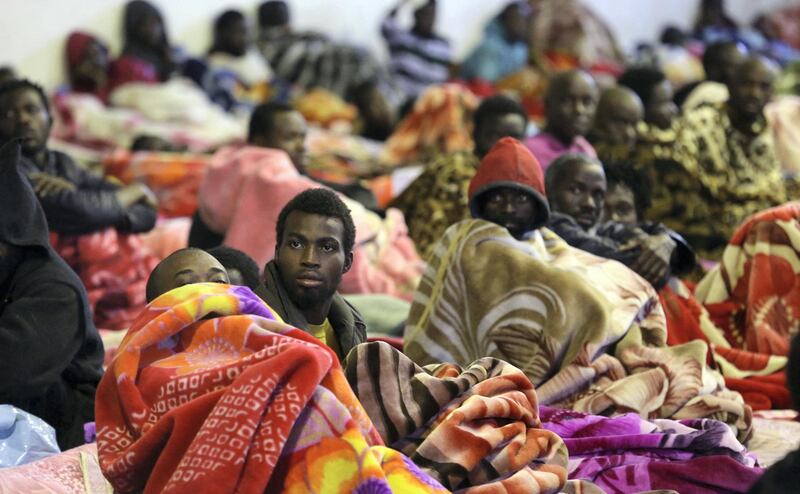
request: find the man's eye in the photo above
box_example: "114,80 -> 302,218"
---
289,240 -> 302,248
321,244 -> 336,253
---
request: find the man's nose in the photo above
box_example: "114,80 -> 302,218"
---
301,246 -> 318,265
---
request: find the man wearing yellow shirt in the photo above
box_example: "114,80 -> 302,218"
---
257,188 -> 365,360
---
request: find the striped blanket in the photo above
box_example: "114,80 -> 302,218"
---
404,220 -> 751,439
95,283 -> 446,493
345,341 -> 570,493
346,342 -> 761,494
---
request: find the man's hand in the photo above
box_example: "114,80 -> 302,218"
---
631,233 -> 676,287
115,183 -> 158,209
29,172 -> 76,197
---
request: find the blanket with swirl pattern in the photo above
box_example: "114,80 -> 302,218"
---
404,220 -> 751,439
345,341 -> 570,493
95,283 -> 447,494
345,341 -> 762,494
693,203 -> 800,409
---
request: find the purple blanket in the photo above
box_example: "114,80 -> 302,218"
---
541,407 -> 763,493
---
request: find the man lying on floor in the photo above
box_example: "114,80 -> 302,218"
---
0,141 -> 103,450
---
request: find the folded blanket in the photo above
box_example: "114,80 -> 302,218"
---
345,341 -> 569,493
96,283 -> 445,493
404,220 -> 751,438
198,145 -> 423,299
51,228 -> 158,330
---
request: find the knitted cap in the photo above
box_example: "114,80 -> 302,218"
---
468,137 -> 549,227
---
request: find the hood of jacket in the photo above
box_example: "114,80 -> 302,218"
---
468,137 -> 550,228
0,140 -> 51,252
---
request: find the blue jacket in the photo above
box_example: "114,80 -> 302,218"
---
461,19 -> 528,82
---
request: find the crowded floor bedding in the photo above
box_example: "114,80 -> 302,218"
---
3,0 -> 800,492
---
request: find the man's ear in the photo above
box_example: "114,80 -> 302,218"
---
273,243 -> 280,260
342,251 -> 353,274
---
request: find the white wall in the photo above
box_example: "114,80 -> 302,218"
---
0,0 -> 797,90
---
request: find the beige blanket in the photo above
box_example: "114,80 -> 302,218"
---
404,220 -> 751,439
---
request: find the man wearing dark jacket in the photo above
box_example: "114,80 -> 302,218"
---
0,141 -> 104,449
0,79 -> 157,235
256,188 -> 366,361
545,154 -> 694,288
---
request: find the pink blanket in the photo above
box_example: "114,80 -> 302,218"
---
197,145 -> 423,299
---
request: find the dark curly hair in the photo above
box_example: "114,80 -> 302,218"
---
603,161 -> 652,219
0,78 -> 51,117
248,101 -> 293,143
618,67 -> 667,109
473,94 -> 528,137
207,246 -> 261,291
276,188 -> 356,254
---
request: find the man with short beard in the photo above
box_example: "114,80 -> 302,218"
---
0,79 -> 157,235
256,188 -> 365,360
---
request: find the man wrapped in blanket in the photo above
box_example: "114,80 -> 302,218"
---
94,245 -> 573,494
404,137 -> 753,439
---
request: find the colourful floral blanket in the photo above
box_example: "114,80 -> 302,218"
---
380,84 -> 477,167
692,203 -> 800,408
96,283 -> 446,493
404,221 -> 752,439
696,202 -> 800,357
660,278 -> 790,410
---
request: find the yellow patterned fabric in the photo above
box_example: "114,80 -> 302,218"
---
644,103 -> 786,260
389,151 -> 479,260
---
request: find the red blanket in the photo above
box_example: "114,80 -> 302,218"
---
51,229 -> 158,330
103,149 -> 210,218
96,283 -> 447,493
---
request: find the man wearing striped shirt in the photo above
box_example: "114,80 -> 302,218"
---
382,0 -> 452,103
